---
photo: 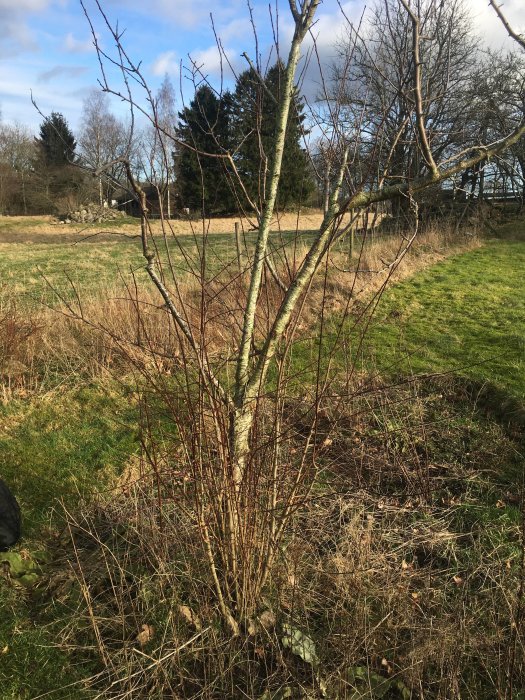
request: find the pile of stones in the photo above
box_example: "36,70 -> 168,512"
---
61,203 -> 127,224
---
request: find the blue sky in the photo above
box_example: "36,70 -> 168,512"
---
1,0 -> 524,135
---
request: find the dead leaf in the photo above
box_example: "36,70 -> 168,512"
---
259,610 -> 276,631
135,624 -> 154,647
179,605 -> 202,631
1,645 -> 8,655
247,618 -> 258,636
452,575 -> 463,586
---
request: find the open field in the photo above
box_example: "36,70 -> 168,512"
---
0,210 -> 372,240
0,212 -> 325,303
0,210 -> 386,306
0,214 -> 524,698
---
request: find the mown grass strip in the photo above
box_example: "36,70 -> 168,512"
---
357,240 -> 525,400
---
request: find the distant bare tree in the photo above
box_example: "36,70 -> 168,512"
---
323,0 -> 479,220
135,74 -> 177,217
0,122 -> 37,214
78,89 -> 130,205
465,50 -> 525,202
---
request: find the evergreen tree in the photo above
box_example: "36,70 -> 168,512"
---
231,62 -> 313,210
174,86 -> 234,214
37,112 -> 77,167
35,112 -> 85,209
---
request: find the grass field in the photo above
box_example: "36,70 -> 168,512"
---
0,214 -> 524,698
0,215 -> 320,305
0,211 -> 384,306
359,239 -> 525,400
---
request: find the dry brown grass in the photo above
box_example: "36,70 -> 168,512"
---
0,222 -> 480,403
49,378 -> 523,699
0,209 -> 379,243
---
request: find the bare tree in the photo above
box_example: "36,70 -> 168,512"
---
0,122 -> 37,214
152,74 -> 177,217
78,89 -> 130,205
322,0 -> 479,220
463,50 -> 525,202
133,75 -> 178,217
80,0 -> 525,634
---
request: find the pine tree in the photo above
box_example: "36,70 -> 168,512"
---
35,112 -> 85,209
174,86 -> 234,214
37,112 -> 77,167
231,62 -> 313,210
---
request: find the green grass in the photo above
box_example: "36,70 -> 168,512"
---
0,382 -> 139,698
0,227 -> 317,307
0,383 -> 138,532
356,239 -> 525,401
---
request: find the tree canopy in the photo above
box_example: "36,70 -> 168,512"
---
174,64 -> 313,215
231,62 -> 312,210
175,85 -> 234,214
37,112 -> 77,167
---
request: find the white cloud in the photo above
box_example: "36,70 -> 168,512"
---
466,0 -> 525,50
0,73 -> 86,130
109,0 -> 245,30
218,18 -> 253,44
0,21 -> 38,56
0,0 -> 49,10
0,0 -> 54,55
188,44 -> 239,81
106,0 -> 232,30
152,50 -> 179,77
163,0 -> 244,28
64,32 -> 96,54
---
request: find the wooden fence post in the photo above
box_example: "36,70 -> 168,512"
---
235,222 -> 242,272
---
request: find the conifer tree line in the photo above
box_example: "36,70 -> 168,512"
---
0,111 -> 86,215
175,62 -> 313,214
0,63 -> 313,216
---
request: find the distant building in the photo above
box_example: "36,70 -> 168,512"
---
115,184 -> 180,218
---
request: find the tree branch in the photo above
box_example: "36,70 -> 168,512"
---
398,0 -> 439,178
234,0 -> 320,408
95,156 -> 233,409
241,53 -> 278,106
240,116 -> 525,409
489,0 -> 525,50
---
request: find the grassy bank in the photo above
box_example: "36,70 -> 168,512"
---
359,239 -> 525,401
